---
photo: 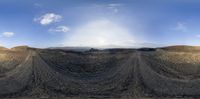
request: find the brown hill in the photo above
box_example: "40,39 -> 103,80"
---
11,46 -> 30,51
0,46 -> 8,51
159,45 -> 200,52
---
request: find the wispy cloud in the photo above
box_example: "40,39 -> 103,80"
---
34,13 -> 62,25
196,34 -> 200,38
107,3 -> 123,13
172,22 -> 187,32
108,3 -> 123,7
1,32 -> 15,37
34,3 -> 43,8
93,3 -> 123,14
49,26 -> 70,33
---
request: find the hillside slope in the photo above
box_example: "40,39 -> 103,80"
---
0,46 -> 200,98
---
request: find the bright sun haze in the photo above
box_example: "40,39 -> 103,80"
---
64,19 -> 135,48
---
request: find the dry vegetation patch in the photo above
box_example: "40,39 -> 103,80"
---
0,50 -> 28,73
156,51 -> 200,64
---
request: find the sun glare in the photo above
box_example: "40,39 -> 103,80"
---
64,19 -> 135,48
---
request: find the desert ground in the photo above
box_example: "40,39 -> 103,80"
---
0,46 -> 200,98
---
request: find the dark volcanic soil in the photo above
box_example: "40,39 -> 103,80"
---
0,46 -> 200,98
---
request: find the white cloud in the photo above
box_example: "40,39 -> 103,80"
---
34,13 -> 62,25
49,26 -> 70,33
172,22 -> 187,32
2,32 -> 14,37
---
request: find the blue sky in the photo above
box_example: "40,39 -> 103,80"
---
0,0 -> 200,48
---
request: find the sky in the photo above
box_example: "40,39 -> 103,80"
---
0,0 -> 200,48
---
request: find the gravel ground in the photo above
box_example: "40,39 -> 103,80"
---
0,48 -> 199,98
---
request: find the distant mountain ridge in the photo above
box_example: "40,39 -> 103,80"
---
1,45 -> 200,52
48,47 -> 92,52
